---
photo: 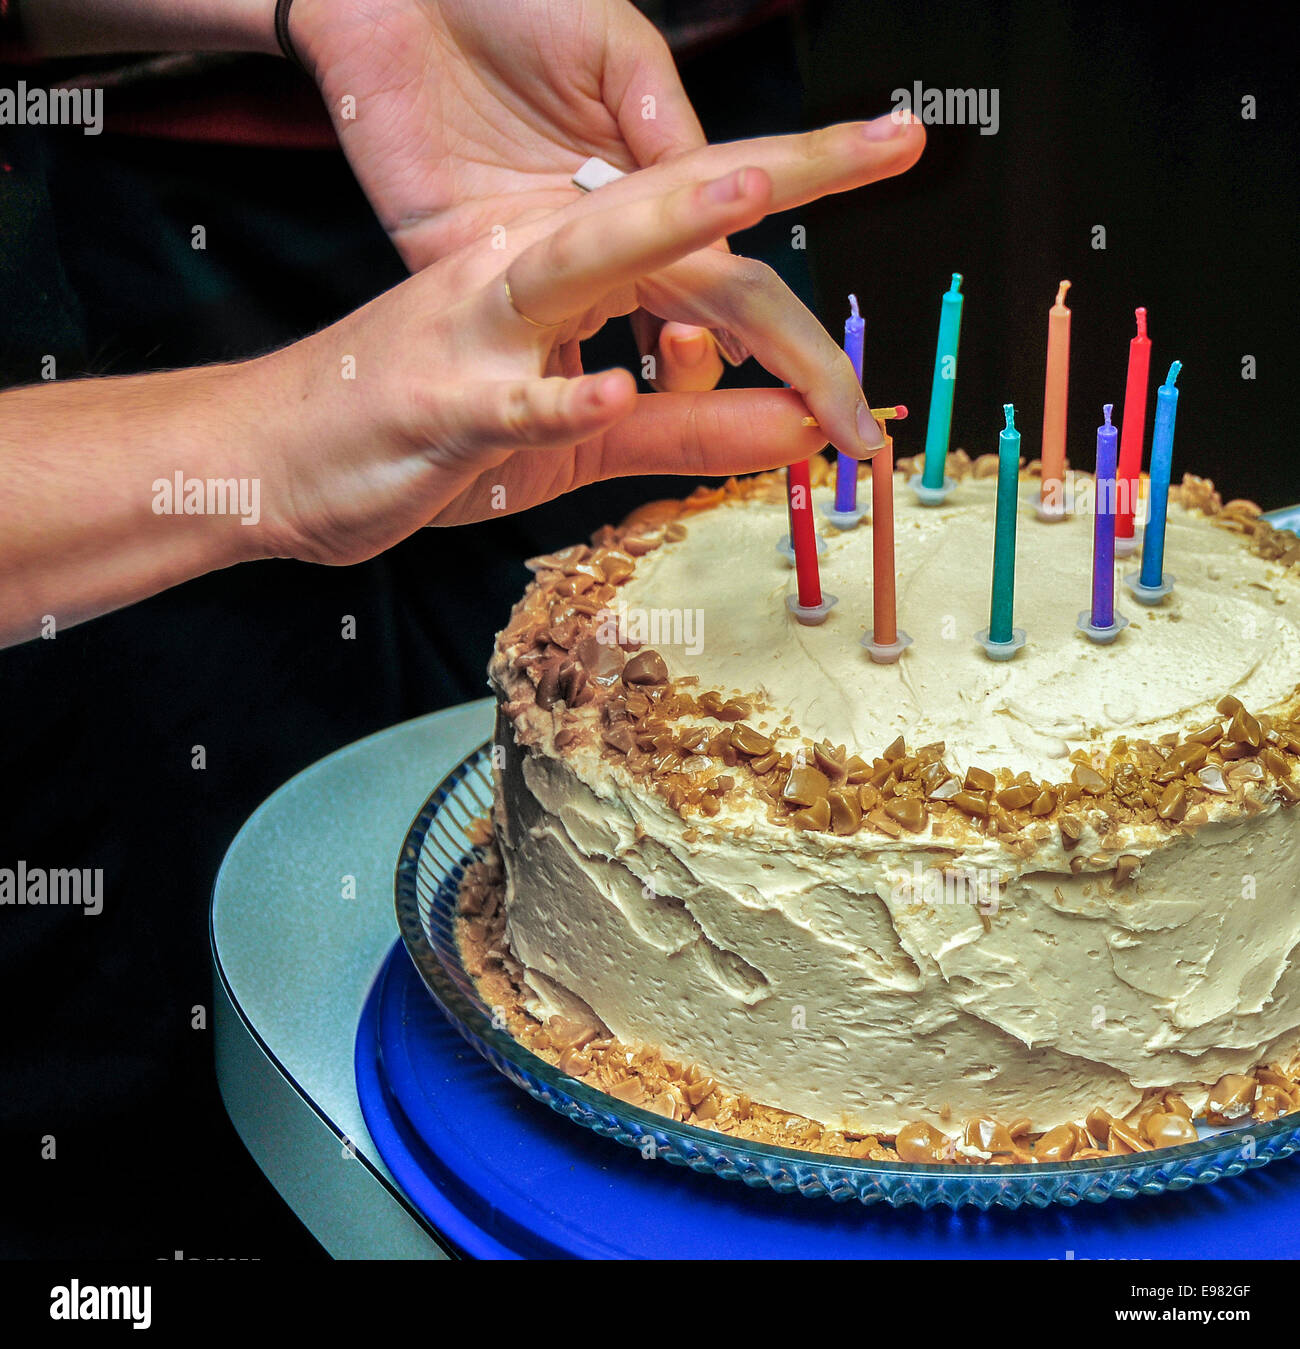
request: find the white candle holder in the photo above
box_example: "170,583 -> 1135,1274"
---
786,593 -> 838,626
908,474 -> 955,507
974,626 -> 1027,661
1123,571 -> 1176,605
1076,610 -> 1130,644
819,502 -> 868,531
1111,520 -> 1143,553
861,629 -> 913,663
776,532 -> 828,567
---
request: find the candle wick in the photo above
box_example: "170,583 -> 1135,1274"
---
1054,279 -> 1072,307
1135,306 -> 1148,338
1003,403 -> 1016,431
1166,359 -> 1183,386
1103,403 -> 1114,426
848,293 -> 860,319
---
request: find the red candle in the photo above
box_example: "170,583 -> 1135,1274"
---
871,433 -> 897,645
787,460 -> 822,608
1115,307 -> 1152,551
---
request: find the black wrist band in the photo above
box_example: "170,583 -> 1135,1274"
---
274,0 -> 303,68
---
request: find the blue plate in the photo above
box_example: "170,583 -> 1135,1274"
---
357,940 -> 1300,1257
383,745 -> 1300,1215
1264,505 -> 1300,535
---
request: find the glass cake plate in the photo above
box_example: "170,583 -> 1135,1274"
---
394,741 -> 1300,1209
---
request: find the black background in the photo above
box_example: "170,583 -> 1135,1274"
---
803,1 -> 1299,506
1,0 -> 1297,1259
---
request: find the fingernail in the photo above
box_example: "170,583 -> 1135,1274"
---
857,401 -> 886,450
670,331 -> 711,368
865,112 -> 908,141
705,168 -> 748,204
713,328 -> 750,366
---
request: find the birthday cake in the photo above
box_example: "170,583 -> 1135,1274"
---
473,454 -> 1300,1162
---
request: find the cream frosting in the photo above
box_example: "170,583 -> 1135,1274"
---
620,478 -> 1300,781
490,476 -> 1300,1134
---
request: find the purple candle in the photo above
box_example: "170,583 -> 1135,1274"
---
835,294 -> 865,513
1091,404 -> 1118,628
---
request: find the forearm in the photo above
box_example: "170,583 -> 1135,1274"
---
16,0 -> 280,58
0,362 -> 283,648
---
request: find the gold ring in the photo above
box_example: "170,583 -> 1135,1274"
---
503,276 -> 559,329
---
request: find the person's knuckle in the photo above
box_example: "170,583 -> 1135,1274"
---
725,255 -> 778,308
540,383 -> 570,436
803,122 -> 852,165
797,126 -> 830,164
735,254 -> 776,287
545,223 -> 586,280
658,188 -> 685,238
678,400 -> 708,472
500,382 -> 537,439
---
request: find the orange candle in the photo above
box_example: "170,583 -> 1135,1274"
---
872,435 -> 897,644
1039,280 -> 1072,518
861,425 -> 913,663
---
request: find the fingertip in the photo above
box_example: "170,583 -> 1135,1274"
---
585,368 -> 637,414
858,403 -> 888,453
861,111 -> 927,167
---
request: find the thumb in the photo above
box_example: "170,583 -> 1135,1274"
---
654,322 -> 725,392
609,30 -> 707,166
631,314 -> 726,392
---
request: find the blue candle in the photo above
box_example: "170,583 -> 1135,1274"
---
1091,404 -> 1118,628
989,404 -> 1020,643
1139,362 -> 1182,590
835,294 -> 865,512
922,273 -> 964,489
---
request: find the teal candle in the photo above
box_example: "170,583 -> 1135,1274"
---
1139,361 -> 1182,589
922,273 -> 964,489
989,404 -> 1020,643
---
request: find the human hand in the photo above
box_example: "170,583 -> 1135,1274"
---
288,1 -> 927,462
288,0 -> 748,394
252,162 -> 846,562
286,0 -> 923,413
